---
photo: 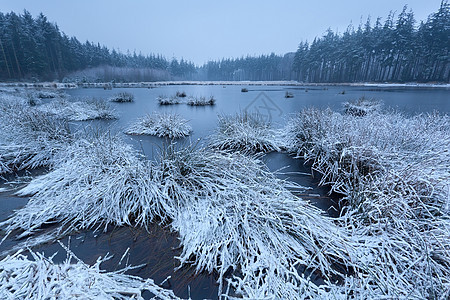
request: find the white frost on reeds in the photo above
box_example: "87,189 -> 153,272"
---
2,133 -> 160,237
284,107 -> 450,298
125,113 -> 192,138
0,247 -> 179,299
159,145 -> 355,297
186,96 -> 215,106
109,92 -> 134,102
38,98 -> 118,121
2,136 -> 357,298
343,96 -> 382,116
209,112 -> 280,154
157,95 -> 182,105
0,96 -> 72,174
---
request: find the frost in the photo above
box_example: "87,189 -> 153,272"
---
109,92 -> 134,103
0,245 -> 179,299
38,97 -> 118,121
209,112 -> 280,154
125,113 -> 192,138
0,96 -> 72,174
284,107 -> 450,298
186,96 -> 215,106
157,95 -> 182,105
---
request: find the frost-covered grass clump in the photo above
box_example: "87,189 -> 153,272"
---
284,107 -> 450,298
186,96 -> 215,106
109,92 -> 134,102
343,96 -> 381,116
0,96 -> 72,174
161,146 -> 355,297
125,113 -> 192,138
157,95 -> 181,105
2,133 -> 158,237
2,135 -> 357,298
38,98 -> 118,121
0,247 -> 179,300
209,112 -> 280,154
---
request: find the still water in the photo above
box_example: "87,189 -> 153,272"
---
1,84 -> 449,299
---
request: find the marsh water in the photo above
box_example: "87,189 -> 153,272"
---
1,84 -> 449,299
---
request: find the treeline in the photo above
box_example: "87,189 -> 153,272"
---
199,53 -> 295,81
0,10 -> 196,81
0,3 -> 448,83
292,2 -> 449,82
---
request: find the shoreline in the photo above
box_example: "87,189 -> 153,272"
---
0,81 -> 449,89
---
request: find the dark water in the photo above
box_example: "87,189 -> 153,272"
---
1,84 -> 448,299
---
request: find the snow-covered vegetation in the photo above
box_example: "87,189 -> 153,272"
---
38,97 -> 118,121
0,94 -> 72,174
343,96 -> 381,116
109,91 -> 134,102
125,113 -> 191,138
284,106 -> 450,298
209,112 -> 280,154
0,246 -> 179,299
186,96 -> 215,106
1,135 -> 357,298
157,95 -> 182,105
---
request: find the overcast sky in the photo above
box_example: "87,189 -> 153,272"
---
1,0 -> 444,65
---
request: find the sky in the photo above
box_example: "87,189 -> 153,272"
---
1,0 -> 444,65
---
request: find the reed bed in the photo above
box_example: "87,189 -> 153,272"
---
209,112 -> 280,154
125,113 -> 192,138
109,92 -> 134,102
284,105 -> 450,298
0,246 -> 179,299
38,97 -> 118,121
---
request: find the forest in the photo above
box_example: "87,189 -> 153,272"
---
0,1 -> 448,83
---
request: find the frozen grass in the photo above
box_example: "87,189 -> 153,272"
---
284,107 -> 450,298
109,92 -> 134,102
2,135 -> 358,298
209,112 -> 280,154
186,96 -> 215,106
38,97 -> 118,121
163,145 -> 355,297
125,113 -> 192,138
0,246 -> 179,299
0,96 -> 72,174
157,95 -> 181,105
343,96 -> 382,116
1,132 -> 160,238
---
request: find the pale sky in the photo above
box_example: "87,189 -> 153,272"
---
1,0 -> 444,65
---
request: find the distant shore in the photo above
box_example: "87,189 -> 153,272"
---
0,81 -> 449,89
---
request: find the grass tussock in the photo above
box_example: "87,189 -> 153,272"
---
209,112 -> 280,154
125,113 -> 192,138
109,92 -> 134,102
157,95 -> 181,105
186,96 -> 216,106
176,91 -> 187,98
343,96 -> 381,116
38,97 -> 118,121
1,136 -> 358,297
2,133 -> 160,238
284,106 -> 450,298
163,145 -> 354,297
0,246 -> 179,299
0,96 -> 72,174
